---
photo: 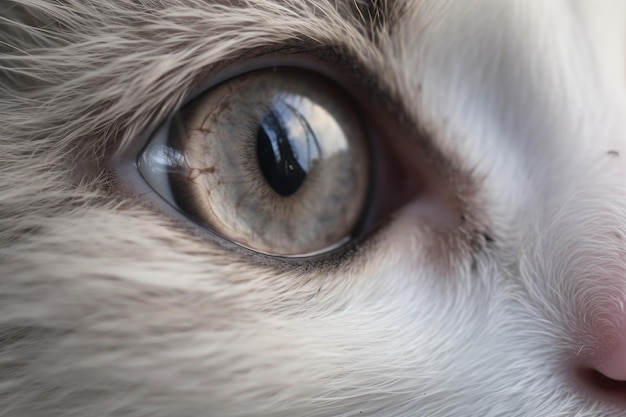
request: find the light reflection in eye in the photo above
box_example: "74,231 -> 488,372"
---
276,94 -> 350,159
138,128 -> 188,203
258,97 -> 322,178
268,98 -> 321,173
147,145 -> 186,169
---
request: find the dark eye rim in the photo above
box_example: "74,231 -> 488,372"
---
113,55 -> 392,262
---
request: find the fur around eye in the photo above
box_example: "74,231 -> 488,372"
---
3,1 -> 626,416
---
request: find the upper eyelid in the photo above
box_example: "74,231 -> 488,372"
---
111,42 -> 381,162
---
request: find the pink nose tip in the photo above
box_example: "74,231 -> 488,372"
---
577,290 -> 626,387
576,320 -> 626,406
595,340 -> 626,382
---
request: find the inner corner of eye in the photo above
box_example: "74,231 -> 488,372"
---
136,67 -> 373,257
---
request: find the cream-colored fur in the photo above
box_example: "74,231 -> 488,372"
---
1,1 -> 626,416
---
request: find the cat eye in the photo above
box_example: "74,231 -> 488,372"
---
137,68 -> 371,257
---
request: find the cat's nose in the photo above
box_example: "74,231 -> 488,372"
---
574,282 -> 626,404
566,234 -> 626,402
595,338 -> 626,381
580,296 -> 626,382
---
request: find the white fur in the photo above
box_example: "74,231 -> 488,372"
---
1,1 -> 626,416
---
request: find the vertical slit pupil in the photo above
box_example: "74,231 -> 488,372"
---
256,105 -> 310,196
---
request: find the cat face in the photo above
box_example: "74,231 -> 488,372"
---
1,0 -> 625,416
